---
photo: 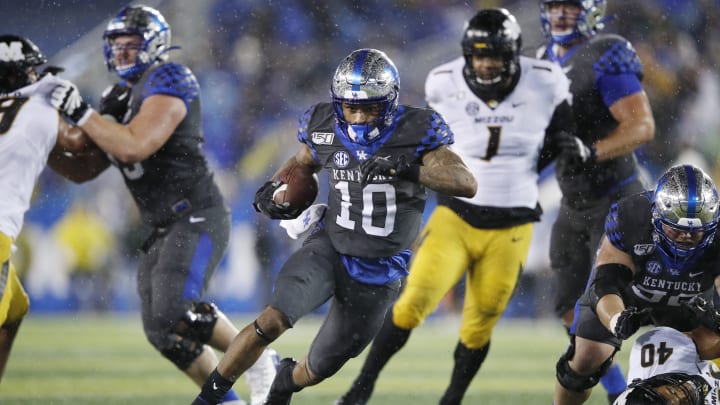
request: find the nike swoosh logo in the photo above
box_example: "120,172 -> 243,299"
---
189,216 -> 206,223
213,382 -> 219,390
117,92 -> 128,101
511,237 -> 522,242
689,271 -> 703,278
511,102 -> 525,108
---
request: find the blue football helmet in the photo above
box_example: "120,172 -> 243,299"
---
330,48 -> 399,145
540,0 -> 608,46
103,5 -> 173,81
0,35 -> 47,92
652,165 -> 720,268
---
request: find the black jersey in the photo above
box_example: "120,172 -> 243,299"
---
605,192 -> 720,331
298,103 -> 453,258
541,34 -> 645,202
115,62 -> 224,227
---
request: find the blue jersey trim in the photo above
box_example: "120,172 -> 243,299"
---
596,73 -> 643,108
341,249 -> 411,285
183,233 -> 213,299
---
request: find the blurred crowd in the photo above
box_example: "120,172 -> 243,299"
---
12,0 -> 720,316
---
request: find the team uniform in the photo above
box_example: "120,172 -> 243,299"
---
115,61 -> 231,368
0,78 -> 60,328
271,101 -> 452,378
391,55 -> 570,348
574,191 -> 720,347
616,326 -> 720,405
540,33 -> 648,320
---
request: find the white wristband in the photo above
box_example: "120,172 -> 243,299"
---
609,312 -> 621,333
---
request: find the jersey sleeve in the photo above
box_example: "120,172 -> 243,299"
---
604,201 -> 626,252
416,110 -> 454,156
592,38 -> 644,107
141,62 -> 200,110
296,104 -> 320,163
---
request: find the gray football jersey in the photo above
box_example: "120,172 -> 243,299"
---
113,62 -> 224,226
298,103 -> 453,257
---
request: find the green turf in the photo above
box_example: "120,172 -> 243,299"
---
1,314 -> 628,404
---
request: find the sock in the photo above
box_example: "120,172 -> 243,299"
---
600,362 -> 626,396
439,341 -> 490,405
221,389 -> 240,402
194,368 -> 235,405
360,308 -> 412,377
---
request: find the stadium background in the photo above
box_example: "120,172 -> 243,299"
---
5,0 -> 720,318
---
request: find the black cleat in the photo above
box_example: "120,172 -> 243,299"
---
263,357 -> 297,405
334,372 -> 376,405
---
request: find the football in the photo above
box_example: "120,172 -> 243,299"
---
273,163 -> 319,212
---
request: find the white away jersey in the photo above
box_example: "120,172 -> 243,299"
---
0,80 -> 59,238
425,55 -> 570,208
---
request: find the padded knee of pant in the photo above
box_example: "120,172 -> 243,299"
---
391,302 -> 424,330
555,350 -> 614,393
157,333 -> 204,370
176,301 -> 219,344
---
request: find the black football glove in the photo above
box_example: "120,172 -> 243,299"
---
360,154 -> 420,185
99,83 -> 131,123
252,180 -> 302,220
556,133 -> 596,166
49,78 -> 93,126
612,307 -> 652,340
682,292 -> 720,334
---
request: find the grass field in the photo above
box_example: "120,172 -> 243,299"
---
1,313 -> 629,404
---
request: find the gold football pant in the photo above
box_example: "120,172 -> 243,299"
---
392,206 -> 533,349
0,232 -> 29,327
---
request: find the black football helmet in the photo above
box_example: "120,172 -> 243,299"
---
461,8 -> 522,103
0,34 -> 47,92
614,372 -> 710,405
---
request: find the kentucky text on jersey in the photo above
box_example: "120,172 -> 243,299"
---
638,278 -> 702,294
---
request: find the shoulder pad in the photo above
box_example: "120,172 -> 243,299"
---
590,35 -> 643,78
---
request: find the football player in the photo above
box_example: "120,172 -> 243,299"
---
45,5 -> 278,404
538,0 -> 656,400
612,326 -> 718,405
552,164 -> 720,404
191,48 -> 477,405
337,8 -> 583,405
0,34 -> 94,382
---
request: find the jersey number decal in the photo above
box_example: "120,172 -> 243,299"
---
481,126 -> 501,161
0,98 -> 29,134
335,181 -> 396,236
639,340 -> 674,368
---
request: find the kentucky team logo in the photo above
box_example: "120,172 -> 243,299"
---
312,132 -> 334,145
465,102 -> 480,116
333,151 -> 350,168
633,244 -> 655,256
645,261 -> 662,275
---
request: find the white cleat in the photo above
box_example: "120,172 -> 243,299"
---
245,348 -> 280,405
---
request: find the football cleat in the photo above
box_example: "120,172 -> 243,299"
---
263,358 -> 297,405
334,372 -> 376,405
246,348 -> 280,405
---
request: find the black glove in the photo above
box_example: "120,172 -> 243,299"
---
682,292 -> 720,334
252,181 -> 302,220
556,133 -> 596,166
611,307 -> 652,340
49,78 -> 93,126
360,154 -> 420,185
99,83 -> 131,123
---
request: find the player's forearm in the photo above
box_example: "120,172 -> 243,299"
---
418,164 -> 477,197
593,117 -> 654,161
79,112 -> 153,164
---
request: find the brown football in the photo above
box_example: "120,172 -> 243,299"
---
273,163 -> 319,211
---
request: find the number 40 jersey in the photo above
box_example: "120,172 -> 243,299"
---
425,55 -> 571,210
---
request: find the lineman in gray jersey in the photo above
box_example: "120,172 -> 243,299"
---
191,48 -> 476,405
47,5 -> 277,404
